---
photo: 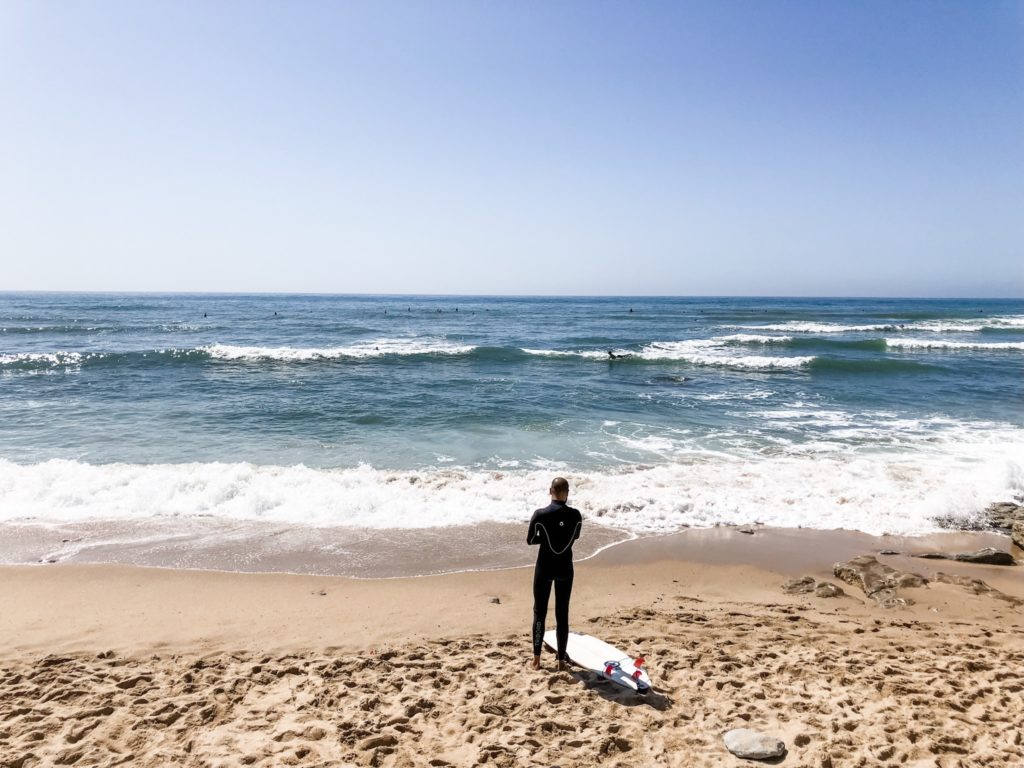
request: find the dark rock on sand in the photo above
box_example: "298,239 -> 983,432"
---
833,555 -> 927,608
935,572 -> 1024,607
915,547 -> 1016,566
723,728 -> 786,760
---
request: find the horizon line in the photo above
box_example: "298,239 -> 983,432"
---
1,290 -> 1022,301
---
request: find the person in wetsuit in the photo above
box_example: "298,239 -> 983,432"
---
527,476 -> 582,671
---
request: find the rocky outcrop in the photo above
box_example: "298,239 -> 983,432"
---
723,729 -> 786,760
1013,521 -> 1024,552
782,576 -> 845,598
937,501 -> 1024,532
915,547 -> 1016,566
935,572 -> 1024,607
987,502 -> 1024,530
833,555 -> 927,608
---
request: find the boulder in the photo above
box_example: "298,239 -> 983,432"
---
723,728 -> 786,760
915,547 -> 1016,566
833,555 -> 926,607
834,555 -> 926,596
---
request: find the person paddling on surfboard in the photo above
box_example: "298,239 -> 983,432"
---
527,477 -> 582,672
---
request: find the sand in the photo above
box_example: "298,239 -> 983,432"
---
1,528 -> 1023,767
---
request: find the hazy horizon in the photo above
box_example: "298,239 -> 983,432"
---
3,290 -> 1024,300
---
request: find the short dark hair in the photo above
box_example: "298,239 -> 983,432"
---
550,477 -> 569,497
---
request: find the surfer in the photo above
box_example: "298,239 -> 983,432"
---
527,477 -> 582,671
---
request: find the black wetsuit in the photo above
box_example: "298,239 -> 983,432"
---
527,500 -> 583,660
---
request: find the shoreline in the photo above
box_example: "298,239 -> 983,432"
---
1,518 -> 1020,579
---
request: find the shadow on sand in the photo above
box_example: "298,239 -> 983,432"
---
569,668 -> 672,711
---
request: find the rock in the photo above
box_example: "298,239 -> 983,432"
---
782,576 -> 816,595
723,728 -> 786,760
935,572 -> 1024,606
987,502 -> 1024,529
784,576 -> 846,599
1013,521 -> 1024,551
915,547 -> 1015,566
489,597 -> 501,604
738,528 -> 755,535
833,555 -> 927,607
879,549 -> 900,555
815,582 -> 844,598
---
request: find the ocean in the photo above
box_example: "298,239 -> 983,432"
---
1,293 -> 1022,572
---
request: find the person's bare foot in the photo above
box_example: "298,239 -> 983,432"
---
531,655 -> 541,670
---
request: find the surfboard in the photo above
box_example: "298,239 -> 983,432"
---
543,630 -> 651,693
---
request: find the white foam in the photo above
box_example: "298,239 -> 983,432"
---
912,316 -> 1024,333
725,315 -> 1024,335
715,334 -> 794,344
202,339 -> 476,361
638,341 -> 813,369
0,352 -> 84,367
1,426 -> 1020,536
521,348 -> 615,359
522,342 -> 813,370
885,338 -> 1024,351
724,322 -> 895,333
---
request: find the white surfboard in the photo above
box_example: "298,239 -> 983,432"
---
543,630 -> 651,693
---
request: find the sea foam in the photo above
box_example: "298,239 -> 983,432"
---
201,339 -> 476,360
884,338 -> 1024,351
522,341 -> 813,370
1,431 -> 1020,536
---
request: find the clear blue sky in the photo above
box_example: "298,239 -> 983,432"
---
1,1 -> 1021,296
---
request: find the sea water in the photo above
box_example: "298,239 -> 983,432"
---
1,293 -> 1022,547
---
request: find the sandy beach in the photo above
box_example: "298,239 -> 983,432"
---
2,528 -> 1023,767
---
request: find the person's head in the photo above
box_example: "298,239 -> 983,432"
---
549,476 -> 569,501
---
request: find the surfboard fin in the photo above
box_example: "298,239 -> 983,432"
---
632,656 -> 646,681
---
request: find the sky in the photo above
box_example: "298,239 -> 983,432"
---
1,1 -> 1022,297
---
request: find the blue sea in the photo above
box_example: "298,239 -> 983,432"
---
1,293 -> 1022,544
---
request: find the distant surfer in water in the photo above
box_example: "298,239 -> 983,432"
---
527,477 -> 582,671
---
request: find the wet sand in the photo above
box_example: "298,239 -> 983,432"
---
1,528 -> 1023,766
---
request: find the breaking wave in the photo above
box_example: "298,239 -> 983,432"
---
0,435 -> 1021,535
